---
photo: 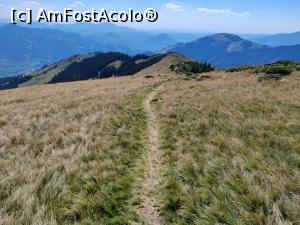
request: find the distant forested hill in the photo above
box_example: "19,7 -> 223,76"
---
0,23 -> 200,77
0,52 -> 167,90
161,33 -> 300,68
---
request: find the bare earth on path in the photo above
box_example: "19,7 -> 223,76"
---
139,87 -> 162,225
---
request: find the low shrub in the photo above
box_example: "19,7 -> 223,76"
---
170,61 -> 214,76
227,60 -> 300,81
226,65 -> 256,73
257,74 -> 282,82
261,65 -> 293,76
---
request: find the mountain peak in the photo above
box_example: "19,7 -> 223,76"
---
189,33 -> 244,47
205,33 -> 243,42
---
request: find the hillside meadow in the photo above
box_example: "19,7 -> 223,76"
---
0,74 -> 164,224
0,59 -> 299,225
155,71 -> 300,224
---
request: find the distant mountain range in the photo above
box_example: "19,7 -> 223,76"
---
47,23 -> 197,53
249,32 -> 300,46
0,24 -> 99,77
0,21 -> 300,77
0,23 -> 198,77
161,33 -> 300,68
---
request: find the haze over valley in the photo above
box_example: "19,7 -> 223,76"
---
1,21 -> 300,78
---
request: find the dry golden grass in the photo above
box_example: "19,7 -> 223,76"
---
0,73 -> 166,224
1,57 -> 299,225
155,71 -> 300,224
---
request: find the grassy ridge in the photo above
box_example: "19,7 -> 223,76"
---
1,55 -> 300,225
156,72 -> 300,224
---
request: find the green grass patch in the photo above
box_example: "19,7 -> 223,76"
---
156,78 -> 300,224
55,90 -> 150,225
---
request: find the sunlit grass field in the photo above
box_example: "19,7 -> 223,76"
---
156,71 -> 300,224
0,75 -> 162,225
0,62 -> 299,225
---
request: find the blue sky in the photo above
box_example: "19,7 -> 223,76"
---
1,0 -> 300,34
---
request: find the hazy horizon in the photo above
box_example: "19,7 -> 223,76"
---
1,17 -> 300,36
1,0 -> 300,34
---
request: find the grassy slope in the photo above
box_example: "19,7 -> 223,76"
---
19,54 -> 95,87
18,53 -> 175,88
1,56 -> 299,225
155,71 -> 300,224
0,75 -> 160,225
0,54 -> 181,225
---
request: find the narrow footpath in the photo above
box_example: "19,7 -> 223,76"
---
139,88 -> 162,225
